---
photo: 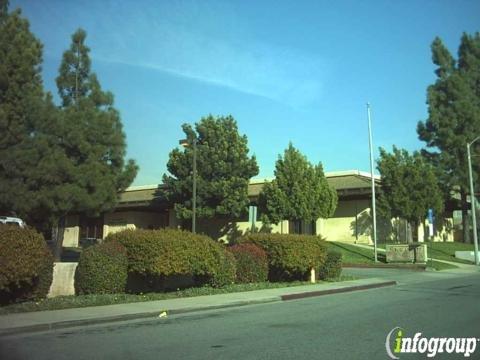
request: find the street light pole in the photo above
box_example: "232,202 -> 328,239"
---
192,138 -> 197,234
467,137 -> 480,265
367,103 -> 378,262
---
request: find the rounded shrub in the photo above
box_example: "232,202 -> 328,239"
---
239,233 -> 327,281
210,249 -> 237,288
75,241 -> 128,295
228,243 -> 268,283
318,250 -> 342,280
105,228 -> 236,291
0,225 -> 54,304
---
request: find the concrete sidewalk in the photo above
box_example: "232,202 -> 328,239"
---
0,277 -> 395,336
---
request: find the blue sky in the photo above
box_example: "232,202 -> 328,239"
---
11,0 -> 480,185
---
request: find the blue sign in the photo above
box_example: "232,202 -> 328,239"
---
427,209 -> 433,224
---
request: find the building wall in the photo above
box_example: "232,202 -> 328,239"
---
319,199 -> 454,244
62,199 -> 454,247
168,209 -> 180,229
319,199 -> 372,244
61,200 -> 375,245
195,217 -> 289,243
103,211 -> 169,238
63,215 -> 80,247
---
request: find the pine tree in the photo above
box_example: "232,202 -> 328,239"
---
55,28 -> 138,215
417,33 -> 480,243
56,29 -> 91,107
259,144 -> 337,227
0,0 -> 8,20
47,28 -> 138,257
0,7 -> 137,250
163,115 -> 258,223
0,1 -> 47,221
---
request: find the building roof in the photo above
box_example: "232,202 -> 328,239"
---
118,170 -> 380,207
246,170 -> 379,198
326,170 -> 380,190
117,185 -> 164,208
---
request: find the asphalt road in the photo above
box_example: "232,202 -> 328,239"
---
1,270 -> 479,360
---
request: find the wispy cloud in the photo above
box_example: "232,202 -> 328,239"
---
24,0 -> 327,107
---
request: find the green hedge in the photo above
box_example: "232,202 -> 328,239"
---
105,229 -> 236,291
0,225 -> 54,304
75,241 -> 128,295
318,250 -> 342,280
228,243 -> 268,283
239,233 -> 327,281
209,250 -> 236,288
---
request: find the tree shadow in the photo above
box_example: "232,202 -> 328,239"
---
196,217 -> 244,243
333,242 -> 387,263
60,247 -> 82,262
433,216 -> 454,242
333,242 -> 373,261
126,273 -> 195,293
257,222 -> 273,233
350,210 -> 394,244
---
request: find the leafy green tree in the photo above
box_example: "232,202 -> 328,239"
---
163,115 -> 258,222
417,33 -> 480,243
259,144 -> 337,227
377,146 -> 444,241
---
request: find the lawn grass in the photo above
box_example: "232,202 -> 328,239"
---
329,242 -> 386,264
424,242 -> 474,264
329,241 -> 458,271
0,276 -> 356,315
377,241 -> 474,265
427,260 -> 459,271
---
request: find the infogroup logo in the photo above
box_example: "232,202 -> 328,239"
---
385,327 -> 479,359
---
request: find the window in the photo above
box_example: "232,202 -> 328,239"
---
289,220 -> 316,235
79,216 -> 104,240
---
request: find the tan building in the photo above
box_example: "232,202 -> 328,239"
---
62,170 -> 453,247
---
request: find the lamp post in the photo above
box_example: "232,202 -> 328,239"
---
367,103 -> 378,262
467,136 -> 480,265
179,138 -> 197,234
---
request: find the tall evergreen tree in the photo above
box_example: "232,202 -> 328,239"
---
377,147 -> 444,241
0,1 -> 49,222
163,115 -> 258,222
56,29 -> 91,107
0,0 -> 8,20
259,144 -> 337,228
55,28 -> 138,217
0,7 -> 137,250
39,28 -> 138,258
417,33 -> 480,243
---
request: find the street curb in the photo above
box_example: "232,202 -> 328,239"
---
0,297 -> 280,337
0,280 -> 397,337
281,281 -> 397,301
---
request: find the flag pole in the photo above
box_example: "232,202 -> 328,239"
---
367,103 -> 378,262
